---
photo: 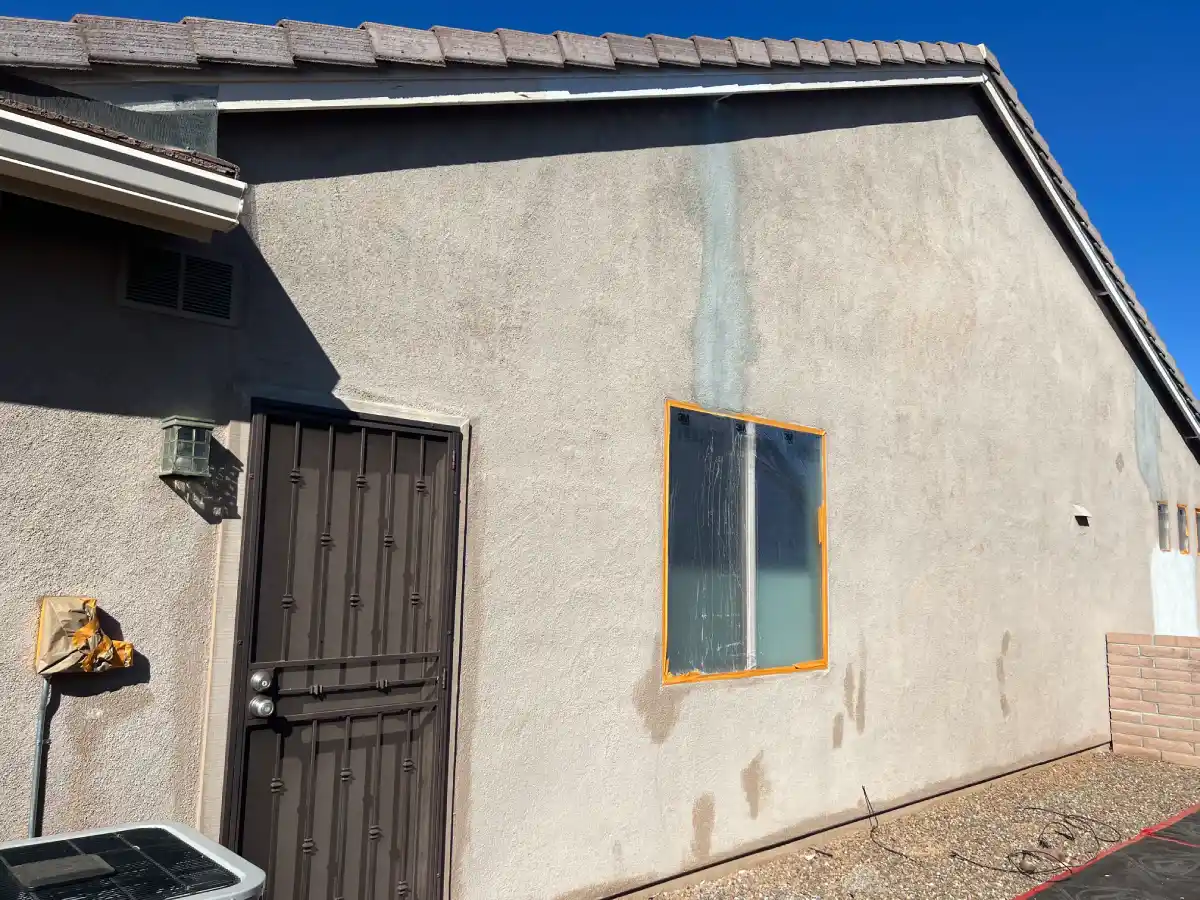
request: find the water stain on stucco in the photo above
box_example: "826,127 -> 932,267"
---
1115,452 -> 1125,473
633,639 -> 686,744
842,663 -> 856,718
691,110 -> 750,413
997,630 -> 1012,719
740,751 -> 770,819
855,658 -> 867,735
1135,371 -> 1163,500
691,793 -> 716,861
832,712 -> 845,749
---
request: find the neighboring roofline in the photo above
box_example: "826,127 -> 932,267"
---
0,101 -> 247,236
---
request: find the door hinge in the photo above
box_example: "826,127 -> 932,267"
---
450,447 -> 457,471
438,667 -> 446,691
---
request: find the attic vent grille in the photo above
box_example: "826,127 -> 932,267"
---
124,246 -> 236,324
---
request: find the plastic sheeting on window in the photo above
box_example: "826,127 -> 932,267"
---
666,407 -> 824,677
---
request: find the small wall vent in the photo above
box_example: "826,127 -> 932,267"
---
123,245 -> 236,324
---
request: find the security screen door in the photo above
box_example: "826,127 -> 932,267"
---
223,404 -> 460,900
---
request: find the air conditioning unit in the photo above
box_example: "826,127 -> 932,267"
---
0,822 -> 264,899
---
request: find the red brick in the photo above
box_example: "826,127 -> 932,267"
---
1144,691 -> 1194,706
1157,703 -> 1198,718
1190,648 -> 1200,661
1150,656 -> 1200,671
1107,665 -> 1143,679
1113,733 -> 1143,747
1155,635 -> 1200,649
1109,633 -> 1152,644
1115,744 -> 1161,761
1112,721 -> 1157,738
1156,680 -> 1200,695
1147,737 -> 1194,753
1112,676 -> 1157,690
1157,728 -> 1196,744
1162,752 -> 1200,768
1107,644 -> 1142,658
1111,710 -> 1143,724
1112,698 -> 1158,713
1110,687 -> 1144,701
1144,714 -> 1193,729
1143,646 -> 1190,659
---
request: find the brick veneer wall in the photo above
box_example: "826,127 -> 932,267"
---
1106,633 -> 1200,767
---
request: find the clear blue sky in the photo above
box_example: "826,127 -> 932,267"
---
6,0 -> 1196,391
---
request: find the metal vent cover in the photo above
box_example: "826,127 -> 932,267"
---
123,245 -> 236,324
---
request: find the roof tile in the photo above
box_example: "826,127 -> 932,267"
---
603,33 -> 657,67
648,34 -> 701,67
849,39 -> 880,65
692,35 -> 737,66
184,18 -> 293,66
792,38 -> 829,65
959,42 -> 985,64
938,41 -> 965,64
73,15 -> 197,67
762,37 -> 800,65
822,39 -> 856,66
896,40 -> 926,63
874,41 -> 905,64
496,28 -> 563,67
554,31 -> 614,69
919,41 -> 946,64
432,25 -> 506,66
728,36 -> 770,67
279,20 -> 375,66
0,16 -> 88,68
362,23 -> 444,65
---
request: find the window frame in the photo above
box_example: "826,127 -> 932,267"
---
660,399 -> 829,685
1180,504 -> 1192,555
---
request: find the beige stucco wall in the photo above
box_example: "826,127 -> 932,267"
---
0,84 -> 1197,900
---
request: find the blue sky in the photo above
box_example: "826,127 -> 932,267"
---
7,0 -> 1196,390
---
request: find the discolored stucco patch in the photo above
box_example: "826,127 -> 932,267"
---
740,751 -> 770,819
997,629 -> 1012,719
691,793 -> 716,861
854,634 -> 868,735
832,713 -> 845,749
1135,371 -> 1163,500
692,110 -> 751,412
1115,452 -> 1125,473
842,664 -> 856,717
633,639 -> 685,744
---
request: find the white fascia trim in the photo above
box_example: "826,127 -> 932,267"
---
0,106 -> 246,232
213,64 -> 986,112
980,77 -> 1200,442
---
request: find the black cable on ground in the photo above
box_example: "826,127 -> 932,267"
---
948,805 -> 1122,880
861,786 -> 915,861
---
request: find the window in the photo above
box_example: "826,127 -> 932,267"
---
663,402 -> 826,682
1158,502 -> 1171,551
1180,505 -> 1191,555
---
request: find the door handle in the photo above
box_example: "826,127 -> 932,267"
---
248,695 -> 275,718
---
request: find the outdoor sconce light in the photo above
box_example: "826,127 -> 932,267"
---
160,416 -> 215,478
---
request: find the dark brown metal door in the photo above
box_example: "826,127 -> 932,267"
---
223,404 -> 460,900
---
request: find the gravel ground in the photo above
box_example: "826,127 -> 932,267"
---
657,750 -> 1200,900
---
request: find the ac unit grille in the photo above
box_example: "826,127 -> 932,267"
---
124,246 -> 235,323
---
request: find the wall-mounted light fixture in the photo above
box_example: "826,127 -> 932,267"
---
160,416 -> 215,478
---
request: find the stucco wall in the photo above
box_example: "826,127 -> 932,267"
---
213,86 -> 1200,899
0,82 -> 1197,900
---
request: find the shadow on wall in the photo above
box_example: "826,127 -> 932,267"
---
0,192 -> 341,424
219,84 -> 980,183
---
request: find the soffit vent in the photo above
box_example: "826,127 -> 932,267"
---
123,245 -> 236,324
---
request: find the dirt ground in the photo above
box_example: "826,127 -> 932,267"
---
656,750 -> 1200,900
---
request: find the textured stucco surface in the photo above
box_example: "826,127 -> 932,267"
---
212,87 -> 1200,900
0,84 -> 1198,900
0,221 -> 223,836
